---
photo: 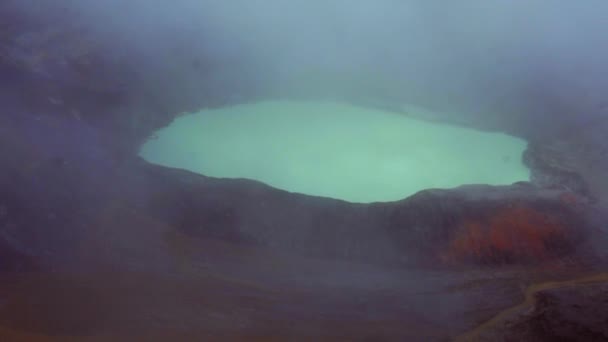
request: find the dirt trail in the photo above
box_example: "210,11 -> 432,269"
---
455,272 -> 608,341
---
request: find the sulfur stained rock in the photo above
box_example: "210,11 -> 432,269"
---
442,204 -> 581,265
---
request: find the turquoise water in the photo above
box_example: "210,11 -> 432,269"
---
139,101 -> 529,202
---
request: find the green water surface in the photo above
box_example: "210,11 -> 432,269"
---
139,101 -> 529,202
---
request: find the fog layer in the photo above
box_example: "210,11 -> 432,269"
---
12,0 -> 608,131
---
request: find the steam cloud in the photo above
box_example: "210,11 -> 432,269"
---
10,0 -> 608,130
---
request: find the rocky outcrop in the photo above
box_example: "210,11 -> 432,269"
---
524,142 -> 591,198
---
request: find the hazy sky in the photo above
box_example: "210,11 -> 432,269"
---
13,0 -> 608,126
